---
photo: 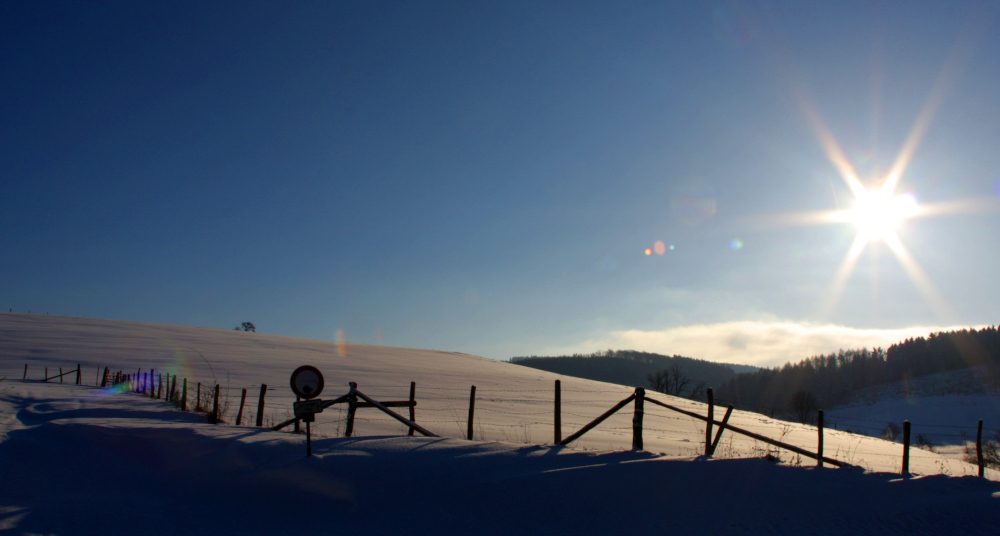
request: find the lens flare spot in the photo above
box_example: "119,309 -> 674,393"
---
653,241 -> 666,255
669,245 -> 675,250
729,239 -> 743,250
644,248 -> 652,256
334,328 -> 348,357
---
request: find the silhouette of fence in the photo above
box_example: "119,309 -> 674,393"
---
16,362 -> 997,479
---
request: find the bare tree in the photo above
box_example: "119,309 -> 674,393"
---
647,364 -> 691,397
238,322 -> 256,332
882,422 -> 901,442
687,380 -> 708,401
648,370 -> 669,394
787,390 -> 819,424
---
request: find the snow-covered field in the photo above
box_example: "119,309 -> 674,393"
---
828,393 -> 999,446
825,365 -> 1000,448
2,312 -> 999,534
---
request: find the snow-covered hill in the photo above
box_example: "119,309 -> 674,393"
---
2,380 -> 999,535
0,312 -> 993,477
822,366 -> 1000,469
2,312 -> 1000,534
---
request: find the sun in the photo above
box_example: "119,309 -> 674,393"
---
844,189 -> 919,242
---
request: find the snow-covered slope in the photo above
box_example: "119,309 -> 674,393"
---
821,367 -> 1000,469
2,380 -> 999,535
0,312 -> 994,479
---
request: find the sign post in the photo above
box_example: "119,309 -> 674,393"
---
290,366 -> 325,457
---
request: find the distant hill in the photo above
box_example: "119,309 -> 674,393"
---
509,349 -> 757,398
716,326 -> 1000,417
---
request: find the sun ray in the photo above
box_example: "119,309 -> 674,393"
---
817,233 -> 868,318
757,6 -> 997,323
746,208 -> 849,228
794,96 -> 868,199
912,197 -> 1000,218
881,232 -> 956,321
881,11 -> 987,196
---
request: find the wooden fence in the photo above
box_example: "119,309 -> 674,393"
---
17,363 -> 996,478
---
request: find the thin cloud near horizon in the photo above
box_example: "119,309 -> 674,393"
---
540,321 -> 986,369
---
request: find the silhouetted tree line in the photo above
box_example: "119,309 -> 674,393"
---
510,349 -> 751,399
715,326 -> 1000,416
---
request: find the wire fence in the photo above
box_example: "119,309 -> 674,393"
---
12,361 -> 999,480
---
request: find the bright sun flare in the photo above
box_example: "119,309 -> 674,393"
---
847,190 -> 919,242
765,35 -> 1000,321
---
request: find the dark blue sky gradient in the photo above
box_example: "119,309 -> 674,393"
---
4,2 -> 1000,362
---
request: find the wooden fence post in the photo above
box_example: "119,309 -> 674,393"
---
294,396 -> 301,433
977,420 -> 985,478
467,385 -> 477,441
23,364 -> 27,380
101,367 -> 109,388
902,420 -> 911,475
408,381 -> 416,436
705,388 -> 714,456
709,405 -> 734,455
45,367 -> 48,382
196,383 -> 201,411
211,384 -> 220,424
76,364 -> 81,385
633,387 -> 645,451
59,367 -> 63,383
236,388 -> 247,425
817,409 -> 824,467
554,379 -> 562,444
181,378 -> 188,411
255,384 -> 267,426
345,382 -> 359,437
157,374 -> 163,399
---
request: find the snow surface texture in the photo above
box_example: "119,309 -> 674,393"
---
828,393 -> 999,446
0,313 -> 994,477
2,381 -> 999,535
1,313 -> 999,534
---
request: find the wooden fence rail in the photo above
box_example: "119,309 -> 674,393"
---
269,385 -> 434,437
558,393 -> 637,446
644,393 -> 844,467
42,364 -> 81,384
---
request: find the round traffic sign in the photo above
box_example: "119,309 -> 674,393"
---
289,365 -> 324,399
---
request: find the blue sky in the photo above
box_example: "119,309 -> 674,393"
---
4,1 -> 1000,366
